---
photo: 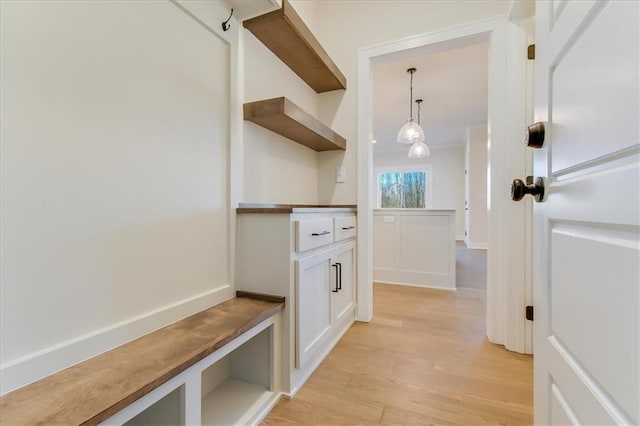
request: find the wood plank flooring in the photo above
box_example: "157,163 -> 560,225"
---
263,284 -> 533,425
456,242 -> 487,291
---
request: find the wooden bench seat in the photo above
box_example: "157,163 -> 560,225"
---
0,292 -> 284,425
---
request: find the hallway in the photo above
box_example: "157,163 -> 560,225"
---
263,284 -> 533,425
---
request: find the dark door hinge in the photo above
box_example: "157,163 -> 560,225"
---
527,44 -> 535,60
525,305 -> 534,321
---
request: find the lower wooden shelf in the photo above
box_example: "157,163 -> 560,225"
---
202,378 -> 274,426
244,97 -> 346,152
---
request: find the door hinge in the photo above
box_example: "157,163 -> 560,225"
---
527,44 -> 535,60
464,230 -> 468,236
525,305 -> 534,321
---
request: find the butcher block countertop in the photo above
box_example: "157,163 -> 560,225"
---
0,292 -> 284,426
237,203 -> 357,214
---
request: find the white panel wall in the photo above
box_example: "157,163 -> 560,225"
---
314,1 -> 511,204
0,0 -> 234,393
465,125 -> 489,247
373,146 -> 466,239
373,209 -> 456,289
242,1 -> 320,204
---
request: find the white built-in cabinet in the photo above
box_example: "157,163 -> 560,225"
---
236,208 -> 356,396
296,240 -> 355,368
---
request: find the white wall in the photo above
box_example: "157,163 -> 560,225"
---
373,146 -> 466,239
241,0 -> 321,204
312,1 -> 510,204
0,0 -> 236,393
465,125 -> 488,247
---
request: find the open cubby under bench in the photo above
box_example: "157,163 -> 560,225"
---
0,291 -> 285,426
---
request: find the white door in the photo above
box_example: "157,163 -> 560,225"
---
533,1 -> 639,424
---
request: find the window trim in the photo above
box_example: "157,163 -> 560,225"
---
374,165 -> 433,209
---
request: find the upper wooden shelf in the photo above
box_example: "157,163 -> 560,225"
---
243,0 -> 346,93
244,97 -> 346,151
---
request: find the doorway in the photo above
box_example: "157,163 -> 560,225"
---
356,17 -> 531,353
370,41 -> 489,294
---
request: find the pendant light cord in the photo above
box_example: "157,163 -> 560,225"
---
409,69 -> 414,121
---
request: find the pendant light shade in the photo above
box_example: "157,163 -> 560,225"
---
408,141 -> 430,158
408,98 -> 430,158
397,68 -> 425,144
397,119 -> 425,144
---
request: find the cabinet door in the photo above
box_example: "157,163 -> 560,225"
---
295,250 -> 333,368
333,241 -> 356,325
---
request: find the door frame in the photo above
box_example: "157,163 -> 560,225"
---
356,16 -> 531,352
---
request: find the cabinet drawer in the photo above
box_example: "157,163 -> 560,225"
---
334,216 -> 356,242
295,219 -> 334,252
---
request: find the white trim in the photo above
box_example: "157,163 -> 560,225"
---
357,16 -> 529,352
502,20 -> 531,354
465,242 -> 488,250
0,285 -> 232,395
374,281 -> 457,292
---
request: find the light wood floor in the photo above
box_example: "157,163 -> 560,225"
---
456,242 -> 487,291
263,284 -> 533,425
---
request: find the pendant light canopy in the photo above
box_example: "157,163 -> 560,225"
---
397,68 -> 425,144
408,98 -> 430,158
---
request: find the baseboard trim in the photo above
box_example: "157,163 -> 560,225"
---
374,280 -> 457,291
0,284 -> 233,395
465,242 -> 488,250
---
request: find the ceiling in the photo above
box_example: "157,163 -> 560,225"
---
372,41 -> 489,153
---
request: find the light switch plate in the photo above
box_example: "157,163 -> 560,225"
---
336,167 -> 346,183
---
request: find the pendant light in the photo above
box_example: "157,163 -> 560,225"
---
397,68 -> 425,144
408,98 -> 430,158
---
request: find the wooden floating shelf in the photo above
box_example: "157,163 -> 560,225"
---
243,0 -> 346,93
244,97 -> 346,152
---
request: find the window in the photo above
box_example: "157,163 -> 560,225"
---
377,170 -> 430,208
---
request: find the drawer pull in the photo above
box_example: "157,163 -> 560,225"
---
332,264 -> 339,292
336,262 -> 342,290
341,226 -> 355,230
311,231 -> 331,236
